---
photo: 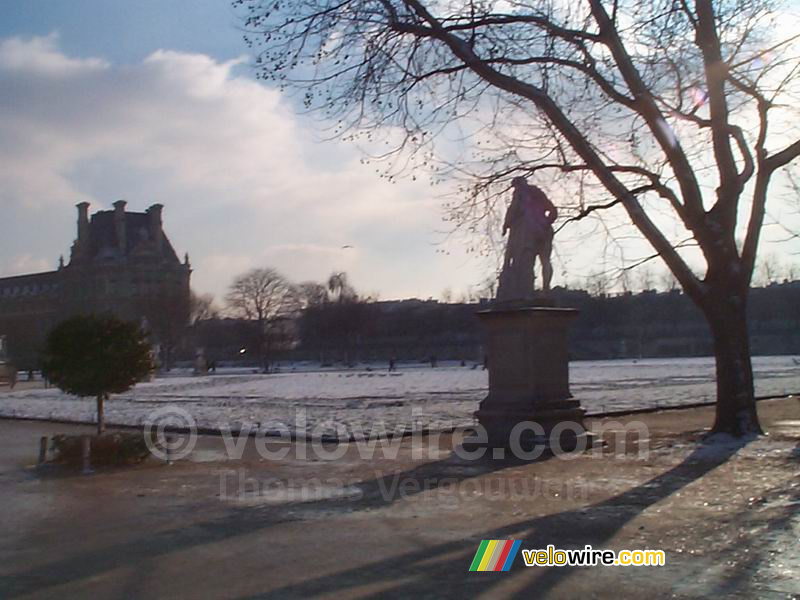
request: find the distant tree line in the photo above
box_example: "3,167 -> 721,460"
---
184,269 -> 800,365
186,269 -> 375,369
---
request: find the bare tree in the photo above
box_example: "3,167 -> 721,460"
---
661,269 -> 680,292
757,253 -> 782,286
241,0 -> 800,435
189,291 -> 219,325
586,270 -> 610,297
787,263 -> 799,281
637,266 -> 655,292
297,281 -> 330,308
469,276 -> 497,301
226,268 -> 299,371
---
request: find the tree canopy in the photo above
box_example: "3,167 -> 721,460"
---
240,0 -> 799,281
43,315 -> 154,434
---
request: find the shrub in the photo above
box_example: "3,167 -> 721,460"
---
42,314 -> 154,434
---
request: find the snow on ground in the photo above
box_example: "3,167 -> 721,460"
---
0,357 -> 798,437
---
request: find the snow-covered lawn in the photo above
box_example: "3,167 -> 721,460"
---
0,356 -> 797,435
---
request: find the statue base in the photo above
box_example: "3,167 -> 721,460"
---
490,294 -> 556,310
467,304 -> 591,453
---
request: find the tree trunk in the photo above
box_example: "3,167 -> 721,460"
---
705,295 -> 762,436
96,393 -> 105,436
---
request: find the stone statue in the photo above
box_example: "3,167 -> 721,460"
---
496,177 -> 557,301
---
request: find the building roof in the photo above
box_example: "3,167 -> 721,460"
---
0,270 -> 59,288
80,208 -> 181,264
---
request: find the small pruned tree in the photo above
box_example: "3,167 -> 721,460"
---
43,315 -> 154,435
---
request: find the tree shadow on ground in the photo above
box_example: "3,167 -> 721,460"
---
1,437 -> 751,598
705,441 -> 800,598
240,437 -> 755,599
1,447 -> 530,597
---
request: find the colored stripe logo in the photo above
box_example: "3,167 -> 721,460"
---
469,540 -> 521,571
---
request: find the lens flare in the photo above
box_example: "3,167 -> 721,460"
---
689,86 -> 708,109
654,118 -> 678,148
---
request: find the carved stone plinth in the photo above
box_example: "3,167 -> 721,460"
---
473,305 -> 589,450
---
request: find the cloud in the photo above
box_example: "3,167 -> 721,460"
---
1,29 -> 798,301
0,34 -> 482,299
0,32 -> 108,75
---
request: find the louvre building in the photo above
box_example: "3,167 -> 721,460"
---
0,201 -> 191,368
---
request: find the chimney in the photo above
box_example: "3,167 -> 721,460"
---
76,202 -> 90,242
147,204 -> 164,253
113,200 -> 127,256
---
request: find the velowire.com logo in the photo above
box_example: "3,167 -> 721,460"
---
469,540 -> 522,572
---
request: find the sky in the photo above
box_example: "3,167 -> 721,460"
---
0,1 -> 798,302
0,0 -> 492,302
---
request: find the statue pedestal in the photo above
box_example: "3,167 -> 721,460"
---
472,305 -> 589,451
